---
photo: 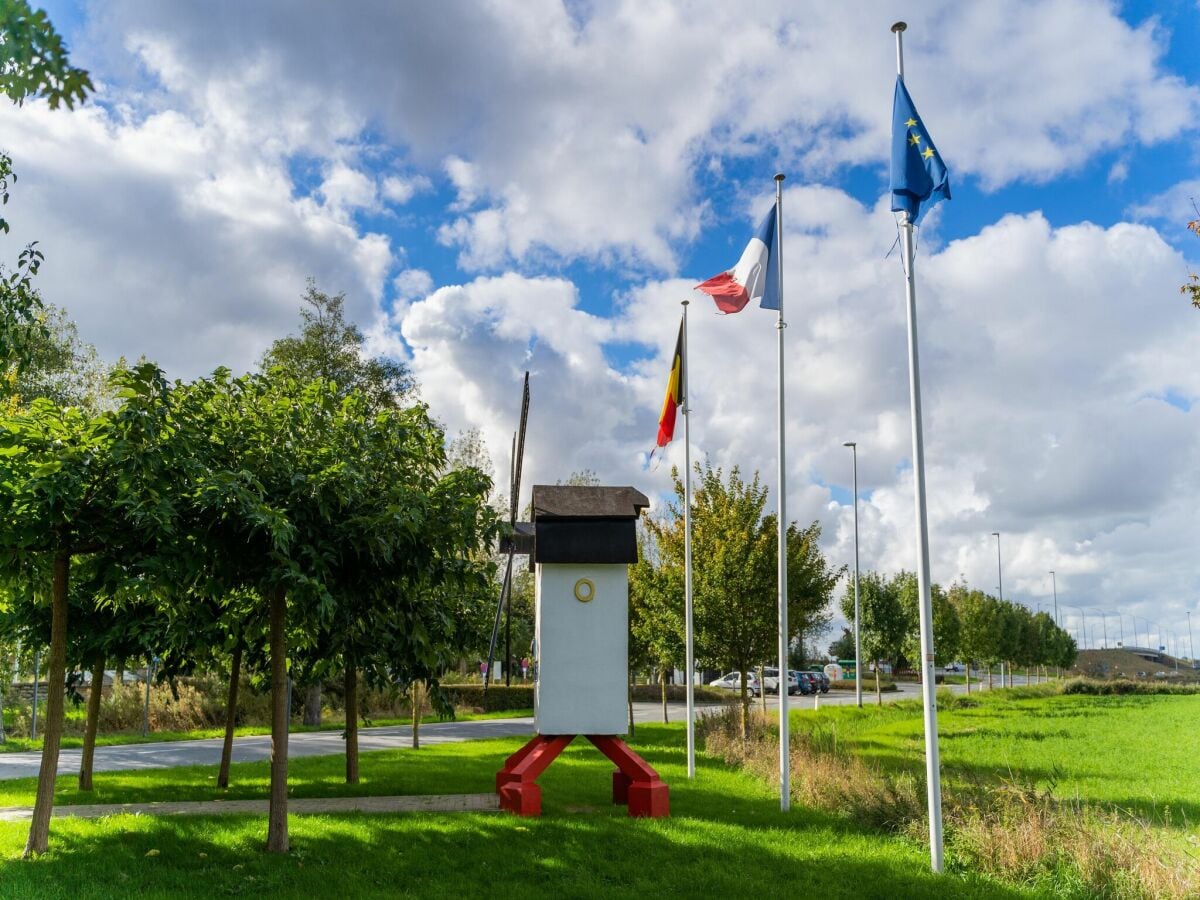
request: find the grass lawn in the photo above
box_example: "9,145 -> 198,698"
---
790,688 -> 1200,827
0,724 -> 1029,899
0,708 -> 533,754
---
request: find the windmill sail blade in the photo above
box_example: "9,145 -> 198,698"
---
485,554 -> 514,688
485,371 -> 531,693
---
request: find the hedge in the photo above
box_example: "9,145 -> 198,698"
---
440,684 -> 533,712
630,684 -> 729,703
1058,677 -> 1200,696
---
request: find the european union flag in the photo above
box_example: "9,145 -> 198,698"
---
891,78 -> 950,223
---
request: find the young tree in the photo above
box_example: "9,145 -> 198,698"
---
0,364 -> 178,856
827,627 -> 856,660
629,534 -> 684,723
840,571 -> 908,705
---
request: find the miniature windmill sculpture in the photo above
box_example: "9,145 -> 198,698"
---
494,484 -> 670,818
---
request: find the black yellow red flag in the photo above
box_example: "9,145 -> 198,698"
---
652,318 -> 685,457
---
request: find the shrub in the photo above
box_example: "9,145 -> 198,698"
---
438,684 -> 533,713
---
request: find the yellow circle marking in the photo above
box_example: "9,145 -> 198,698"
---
573,578 -> 596,603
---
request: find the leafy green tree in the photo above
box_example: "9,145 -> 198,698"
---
629,532 -> 684,723
3,303 -> 110,414
0,364 -> 178,856
896,573 -> 960,681
840,571 -> 908,705
261,279 -> 415,409
646,463 -> 836,737
827,627 -> 856,660
950,585 -> 998,693
0,1 -> 92,111
0,1 -> 92,378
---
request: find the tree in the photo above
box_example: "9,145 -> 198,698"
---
3,302 -> 110,415
643,463 -> 835,737
896,574 -> 961,681
828,627 -> 856,660
840,571 -> 908,705
259,280 -> 418,724
0,1 -> 92,376
950,585 -> 998,694
260,279 -> 415,410
0,1 -> 92,111
0,364 -> 178,856
629,532 -> 684,723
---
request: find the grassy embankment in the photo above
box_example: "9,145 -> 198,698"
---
0,723 -> 1025,899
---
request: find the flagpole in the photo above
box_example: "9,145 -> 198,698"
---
774,172 -> 790,812
681,300 -> 696,779
892,20 -> 944,874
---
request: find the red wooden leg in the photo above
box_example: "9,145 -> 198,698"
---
495,734 -> 574,817
587,735 -> 670,818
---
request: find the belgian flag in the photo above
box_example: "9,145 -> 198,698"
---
654,318 -> 685,454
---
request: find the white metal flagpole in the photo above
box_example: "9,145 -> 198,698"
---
774,172 -> 790,812
892,20 -> 944,873
681,300 -> 696,779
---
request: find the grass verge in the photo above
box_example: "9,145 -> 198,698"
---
0,724 -> 1031,899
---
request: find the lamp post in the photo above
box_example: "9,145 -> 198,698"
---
1188,611 -> 1195,669
1049,570 -> 1058,626
843,441 -> 862,708
1069,606 -> 1088,649
991,532 -> 1003,601
1090,609 -> 1109,649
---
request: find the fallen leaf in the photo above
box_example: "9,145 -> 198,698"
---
144,849 -> 160,858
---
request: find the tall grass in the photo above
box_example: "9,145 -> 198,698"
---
699,706 -> 1198,899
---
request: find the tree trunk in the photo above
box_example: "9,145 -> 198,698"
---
266,586 -> 289,854
875,663 -> 882,706
738,668 -> 749,740
988,664 -> 993,689
660,669 -> 669,723
23,549 -> 69,858
78,653 -> 105,791
217,642 -> 242,790
115,659 -> 125,686
627,670 -> 635,737
411,680 -> 422,750
965,661 -> 971,695
303,681 -> 322,727
344,655 -> 358,784
758,665 -> 767,715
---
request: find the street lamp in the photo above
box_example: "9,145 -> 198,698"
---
1188,611 -> 1195,669
1049,570 -> 1058,626
1089,609 -> 1110,649
1069,605 -> 1088,649
843,441 -> 862,708
992,533 -> 1003,601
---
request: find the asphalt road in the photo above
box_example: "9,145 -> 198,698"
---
0,677 -> 1037,781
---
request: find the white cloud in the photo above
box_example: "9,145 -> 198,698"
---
400,188 -> 1200,639
381,173 -> 431,206
82,0 -> 1199,270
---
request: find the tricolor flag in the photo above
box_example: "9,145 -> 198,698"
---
695,202 -> 779,314
651,317 -> 685,457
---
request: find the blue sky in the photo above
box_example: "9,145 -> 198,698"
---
4,0 -> 1199,643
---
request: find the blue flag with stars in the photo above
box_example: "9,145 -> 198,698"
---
891,78 -> 950,223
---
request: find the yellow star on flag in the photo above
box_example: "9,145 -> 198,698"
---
909,133 -> 921,146
904,117 -> 917,128
922,146 -> 935,160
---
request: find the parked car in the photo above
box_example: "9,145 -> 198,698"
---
709,671 -> 761,697
805,670 -> 830,693
793,672 -> 821,695
761,666 -> 800,695
789,670 -> 812,695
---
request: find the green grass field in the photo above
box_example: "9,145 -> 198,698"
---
790,688 -> 1200,827
0,690 -> 1193,898
0,724 -> 1027,899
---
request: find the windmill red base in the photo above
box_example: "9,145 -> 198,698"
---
495,734 -> 669,818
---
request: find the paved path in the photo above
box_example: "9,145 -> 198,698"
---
0,679 -> 1038,781
0,792 -> 499,821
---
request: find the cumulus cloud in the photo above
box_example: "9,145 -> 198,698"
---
80,0 -> 1199,271
400,188 -> 1200,640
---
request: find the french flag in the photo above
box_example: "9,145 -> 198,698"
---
695,202 -> 779,314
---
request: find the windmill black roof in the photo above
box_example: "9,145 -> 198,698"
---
531,485 -> 649,521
